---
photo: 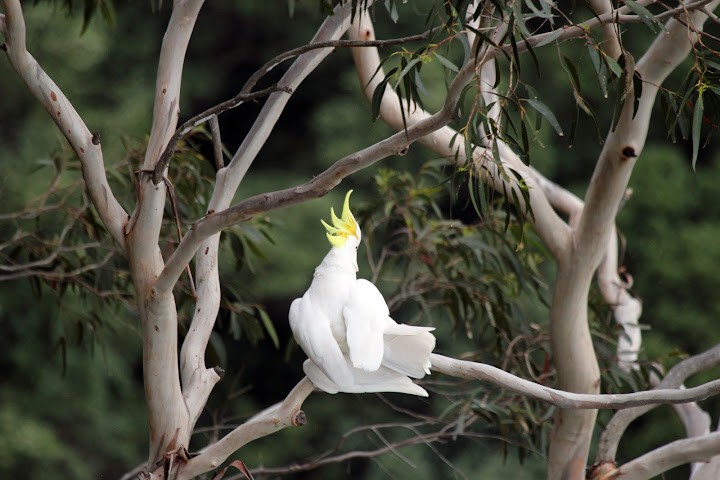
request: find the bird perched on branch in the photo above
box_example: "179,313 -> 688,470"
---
289,190 -> 436,396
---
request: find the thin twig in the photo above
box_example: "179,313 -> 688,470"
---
151,27 -> 442,184
152,84 -> 291,183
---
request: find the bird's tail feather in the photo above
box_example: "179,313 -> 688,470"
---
382,330 -> 436,378
384,321 -> 435,336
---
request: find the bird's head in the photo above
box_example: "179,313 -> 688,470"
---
321,190 -> 361,271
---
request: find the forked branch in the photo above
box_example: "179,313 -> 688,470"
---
177,377 -> 315,480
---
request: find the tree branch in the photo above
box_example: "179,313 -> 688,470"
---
587,0 -> 622,59
152,84 -> 291,183
348,8 -> 572,261
489,0 -> 713,62
177,377 -> 315,480
123,0 -> 206,467
176,1 -> 373,431
0,0 -> 128,248
595,343 -> 720,464
525,168 -> 642,372
430,354 -> 720,409
152,9 -> 479,298
151,26 -> 441,183
608,432 -> 720,480
548,2 -> 718,476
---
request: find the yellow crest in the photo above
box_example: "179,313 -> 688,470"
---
321,190 -> 359,247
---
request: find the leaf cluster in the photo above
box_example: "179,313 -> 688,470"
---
660,48 -> 720,170
359,159 -> 556,454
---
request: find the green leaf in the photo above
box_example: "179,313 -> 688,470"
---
587,41 -> 608,98
524,0 -> 553,19
81,0 -> 97,34
575,91 -> 601,139
624,0 -> 661,32
526,98 -> 564,136
691,90 -> 704,170
395,57 -> 420,88
568,101 -> 579,147
512,0 -> 532,37
535,28 -> 564,48
98,0 -> 115,26
384,0 -> 399,22
522,31 -> 541,77
604,53 -> 623,78
510,32 -> 522,75
258,307 -> 280,349
371,67 -> 397,122
561,53 -> 581,94
434,53 -> 459,72
468,166 -> 483,218
520,115 -> 530,163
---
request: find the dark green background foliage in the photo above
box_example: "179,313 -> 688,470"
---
0,1 -> 719,479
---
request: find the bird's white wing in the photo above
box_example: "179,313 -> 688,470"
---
343,279 -> 388,372
289,296 -> 353,390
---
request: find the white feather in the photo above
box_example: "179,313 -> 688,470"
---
344,279 -> 387,371
288,219 -> 435,396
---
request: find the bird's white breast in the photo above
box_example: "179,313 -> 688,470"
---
306,269 -> 355,350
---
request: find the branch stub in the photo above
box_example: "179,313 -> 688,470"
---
292,411 -> 307,426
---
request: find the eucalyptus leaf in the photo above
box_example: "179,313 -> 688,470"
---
526,98 -> 564,136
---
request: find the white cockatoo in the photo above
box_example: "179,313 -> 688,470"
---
289,190 -> 436,396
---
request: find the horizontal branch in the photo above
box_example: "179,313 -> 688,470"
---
430,354 -> 720,410
243,430 -> 460,477
493,0 -> 713,61
0,251 -> 115,282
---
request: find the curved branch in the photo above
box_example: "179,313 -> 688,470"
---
0,0 -> 128,248
126,0 -> 205,238
177,377 -> 315,480
430,354 -> 720,409
123,0 -> 206,467
525,168 -> 642,371
595,343 -> 720,463
609,432 -> 720,480
349,9 -> 572,261
152,84 -> 292,184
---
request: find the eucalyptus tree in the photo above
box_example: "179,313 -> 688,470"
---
1,1 -> 720,479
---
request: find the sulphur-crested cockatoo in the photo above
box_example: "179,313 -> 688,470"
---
289,190 -> 435,396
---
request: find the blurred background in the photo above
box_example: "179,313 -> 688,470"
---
1,1 -> 719,479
